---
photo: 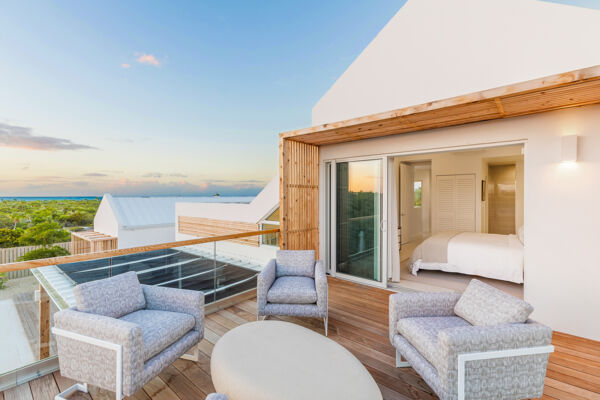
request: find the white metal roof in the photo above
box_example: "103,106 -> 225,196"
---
104,194 -> 254,229
176,176 -> 278,224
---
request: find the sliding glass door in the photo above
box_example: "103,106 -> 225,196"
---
334,159 -> 383,282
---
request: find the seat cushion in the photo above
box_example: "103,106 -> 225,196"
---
276,250 -> 315,278
454,279 -> 534,326
267,276 -> 317,304
397,316 -> 470,369
120,309 -> 195,361
74,271 -> 145,319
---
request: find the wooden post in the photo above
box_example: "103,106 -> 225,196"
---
38,284 -> 50,359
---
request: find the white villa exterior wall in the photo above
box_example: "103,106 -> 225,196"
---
313,0 -> 600,125
318,104 -> 600,341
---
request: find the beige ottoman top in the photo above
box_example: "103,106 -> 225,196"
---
211,321 -> 382,400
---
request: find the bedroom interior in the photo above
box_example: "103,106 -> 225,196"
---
392,144 -> 525,297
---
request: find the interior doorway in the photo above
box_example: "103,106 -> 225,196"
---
487,164 -> 517,234
398,161 -> 431,263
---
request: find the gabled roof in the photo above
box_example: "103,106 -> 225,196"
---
176,176 -> 279,224
312,0 -> 600,125
104,194 -> 253,229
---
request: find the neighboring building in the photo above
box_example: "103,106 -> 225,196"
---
277,0 -> 600,341
94,194 -> 253,249
175,176 -> 279,266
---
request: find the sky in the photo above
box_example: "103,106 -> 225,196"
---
1,0 -> 597,197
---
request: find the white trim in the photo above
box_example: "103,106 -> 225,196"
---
456,345 -> 554,400
321,139 -> 528,163
396,350 -> 410,368
52,327 -> 123,400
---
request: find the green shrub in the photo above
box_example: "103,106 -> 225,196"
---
0,228 -> 22,248
18,246 -> 71,261
18,222 -> 71,246
0,272 -> 6,290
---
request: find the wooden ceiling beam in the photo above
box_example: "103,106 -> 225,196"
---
280,65 -> 600,146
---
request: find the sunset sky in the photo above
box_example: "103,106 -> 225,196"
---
1,0 -> 595,197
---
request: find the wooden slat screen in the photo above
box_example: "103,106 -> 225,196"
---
178,216 -> 260,247
279,138 -> 319,255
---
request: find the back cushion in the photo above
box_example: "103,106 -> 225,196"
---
276,250 -> 315,278
74,271 -> 146,318
454,279 -> 533,326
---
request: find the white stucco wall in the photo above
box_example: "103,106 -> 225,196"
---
117,225 -> 175,249
318,104 -> 600,341
313,0 -> 600,125
93,196 -> 119,238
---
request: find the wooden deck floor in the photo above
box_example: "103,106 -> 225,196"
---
2,278 -> 599,400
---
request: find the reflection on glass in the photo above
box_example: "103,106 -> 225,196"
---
336,160 -> 381,281
261,224 -> 279,246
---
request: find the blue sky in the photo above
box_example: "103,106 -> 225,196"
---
0,0 -> 597,196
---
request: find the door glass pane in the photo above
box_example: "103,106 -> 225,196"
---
336,160 -> 381,281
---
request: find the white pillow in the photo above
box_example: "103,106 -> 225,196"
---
517,226 -> 524,244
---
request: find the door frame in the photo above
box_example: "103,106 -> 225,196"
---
326,156 -> 388,289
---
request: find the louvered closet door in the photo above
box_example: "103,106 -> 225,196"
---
436,174 -> 475,232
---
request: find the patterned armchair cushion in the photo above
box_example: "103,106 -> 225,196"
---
74,271 -> 146,319
267,276 -> 318,304
454,279 -> 533,326
206,394 -> 229,400
120,309 -> 195,361
276,250 -> 315,278
397,316 -> 470,369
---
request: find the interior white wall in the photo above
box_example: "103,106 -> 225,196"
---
312,0 -> 600,124
391,147 -> 522,236
318,104 -> 600,341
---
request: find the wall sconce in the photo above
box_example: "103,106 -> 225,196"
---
561,135 -> 578,163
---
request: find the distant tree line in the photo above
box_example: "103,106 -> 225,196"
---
0,199 -> 101,260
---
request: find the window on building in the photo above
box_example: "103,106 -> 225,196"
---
261,207 -> 280,246
414,181 -> 422,207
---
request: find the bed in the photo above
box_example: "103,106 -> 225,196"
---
409,230 -> 524,284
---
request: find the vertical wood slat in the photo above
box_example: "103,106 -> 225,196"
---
279,137 -> 319,256
38,284 -> 50,359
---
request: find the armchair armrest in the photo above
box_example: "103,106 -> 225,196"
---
437,322 -> 553,399
257,259 -> 277,314
53,308 -> 144,396
142,284 -> 204,334
389,292 -> 461,342
314,260 -> 328,316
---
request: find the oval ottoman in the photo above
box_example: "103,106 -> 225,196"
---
211,321 -> 382,400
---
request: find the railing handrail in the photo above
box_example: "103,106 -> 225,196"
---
0,228 -> 280,273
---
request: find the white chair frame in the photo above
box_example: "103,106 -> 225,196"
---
397,345 -> 555,400
52,327 -> 123,400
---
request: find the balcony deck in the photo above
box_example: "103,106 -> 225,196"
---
2,277 -> 599,400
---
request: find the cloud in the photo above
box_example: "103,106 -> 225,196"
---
136,53 -> 161,67
143,172 -> 162,178
83,173 -> 108,177
0,122 -> 97,151
169,173 -> 187,178
0,177 -> 266,197
121,63 -> 131,69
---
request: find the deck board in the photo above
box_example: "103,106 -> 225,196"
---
2,277 -> 599,400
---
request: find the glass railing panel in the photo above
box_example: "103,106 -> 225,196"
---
0,228 -> 279,390
0,272 -> 59,387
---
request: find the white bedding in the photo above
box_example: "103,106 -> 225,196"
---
410,232 -> 524,283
